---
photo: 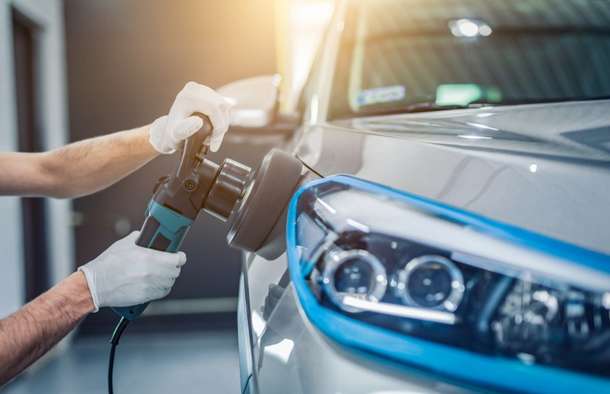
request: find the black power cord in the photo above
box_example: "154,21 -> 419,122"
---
108,317 -> 130,394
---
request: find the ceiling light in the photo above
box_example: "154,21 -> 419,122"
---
449,18 -> 493,38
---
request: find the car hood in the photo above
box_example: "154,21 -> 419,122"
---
337,99 -> 610,162
296,100 -> 610,255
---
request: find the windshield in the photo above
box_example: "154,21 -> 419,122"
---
329,0 -> 610,119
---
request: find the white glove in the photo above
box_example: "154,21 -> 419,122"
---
149,82 -> 232,154
78,231 -> 186,312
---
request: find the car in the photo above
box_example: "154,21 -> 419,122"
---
220,0 -> 610,393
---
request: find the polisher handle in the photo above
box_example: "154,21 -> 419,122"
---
176,113 -> 213,180
112,201 -> 194,320
112,113 -> 212,321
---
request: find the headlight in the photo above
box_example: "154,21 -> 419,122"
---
397,255 -> 464,312
287,175 -> 610,393
321,248 -> 388,312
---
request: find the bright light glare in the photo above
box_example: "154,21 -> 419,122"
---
251,311 -> 266,339
449,18 -> 493,38
282,1 -> 334,113
346,218 -> 370,233
341,296 -> 457,325
291,1 -> 333,24
456,19 -> 478,37
370,392 -> 423,394
466,122 -> 499,131
265,339 -> 295,363
479,24 -> 493,36
458,134 -> 492,140
603,292 -> 610,309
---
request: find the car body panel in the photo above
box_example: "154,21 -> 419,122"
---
296,101 -> 610,255
237,0 -> 610,391
241,99 -> 610,392
239,250 -> 483,394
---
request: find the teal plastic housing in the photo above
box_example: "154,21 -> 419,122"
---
112,201 -> 193,320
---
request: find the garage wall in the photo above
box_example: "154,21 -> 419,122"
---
0,0 -> 72,317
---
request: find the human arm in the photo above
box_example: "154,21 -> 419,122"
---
0,271 -> 94,385
0,82 -> 231,199
0,232 -> 186,386
0,125 -> 157,198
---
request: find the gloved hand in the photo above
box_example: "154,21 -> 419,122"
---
149,82 -> 232,154
78,231 -> 186,312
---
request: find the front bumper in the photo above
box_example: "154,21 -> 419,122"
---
238,258 -> 480,394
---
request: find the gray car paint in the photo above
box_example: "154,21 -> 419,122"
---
240,250 -> 482,394
241,100 -> 610,394
238,1 -> 610,391
298,100 -> 610,255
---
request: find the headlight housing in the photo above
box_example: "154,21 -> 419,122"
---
287,175 -> 610,393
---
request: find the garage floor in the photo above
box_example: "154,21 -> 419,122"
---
2,330 -> 240,394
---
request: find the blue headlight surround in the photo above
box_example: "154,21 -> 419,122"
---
286,175 -> 610,394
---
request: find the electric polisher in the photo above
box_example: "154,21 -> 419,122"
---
108,114 -> 303,393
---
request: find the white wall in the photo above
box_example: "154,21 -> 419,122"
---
0,0 -> 73,317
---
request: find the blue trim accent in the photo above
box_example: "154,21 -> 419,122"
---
286,175 -> 610,394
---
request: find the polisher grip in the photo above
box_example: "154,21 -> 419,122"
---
113,202 -> 194,320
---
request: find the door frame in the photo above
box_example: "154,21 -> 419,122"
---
0,0 -> 72,317
12,6 -> 51,302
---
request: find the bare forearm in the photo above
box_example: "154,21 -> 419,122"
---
44,126 -> 159,198
0,272 -> 94,385
0,125 -> 159,198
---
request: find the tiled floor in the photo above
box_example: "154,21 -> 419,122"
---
2,330 -> 240,394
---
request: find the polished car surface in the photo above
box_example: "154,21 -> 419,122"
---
237,0 -> 610,393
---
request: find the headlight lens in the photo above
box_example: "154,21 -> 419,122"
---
287,175 -> 610,392
321,248 -> 388,312
397,255 -> 464,311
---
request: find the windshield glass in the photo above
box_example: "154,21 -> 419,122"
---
329,0 -> 610,119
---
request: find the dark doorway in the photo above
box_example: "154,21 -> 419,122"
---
12,9 -> 50,302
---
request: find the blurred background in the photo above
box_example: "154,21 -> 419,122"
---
0,0 -> 332,392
